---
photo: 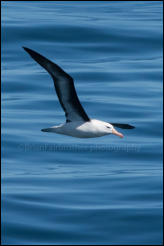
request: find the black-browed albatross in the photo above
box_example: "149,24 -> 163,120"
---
23,47 -> 135,138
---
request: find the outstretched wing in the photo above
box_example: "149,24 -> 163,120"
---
23,47 -> 90,123
111,123 -> 135,129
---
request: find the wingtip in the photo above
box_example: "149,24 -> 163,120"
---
22,46 -> 32,54
22,46 -> 28,51
22,46 -> 44,64
111,123 -> 135,130
128,125 -> 135,129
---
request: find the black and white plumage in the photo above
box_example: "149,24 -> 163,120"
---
23,47 -> 135,138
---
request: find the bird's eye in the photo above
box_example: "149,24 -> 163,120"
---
106,126 -> 110,129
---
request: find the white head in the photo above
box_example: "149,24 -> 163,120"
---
91,120 -> 124,138
104,122 -> 124,138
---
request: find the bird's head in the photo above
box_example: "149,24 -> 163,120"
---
105,123 -> 124,138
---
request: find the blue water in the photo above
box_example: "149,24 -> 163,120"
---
1,1 -> 163,245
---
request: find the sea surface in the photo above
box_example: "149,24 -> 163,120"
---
1,1 -> 163,245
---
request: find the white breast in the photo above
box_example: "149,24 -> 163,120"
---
52,119 -> 109,138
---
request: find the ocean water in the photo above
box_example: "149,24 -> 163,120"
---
1,1 -> 163,245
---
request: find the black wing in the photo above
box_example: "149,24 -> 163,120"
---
111,123 -> 135,129
23,47 -> 90,123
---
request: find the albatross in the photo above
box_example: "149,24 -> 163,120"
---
23,47 -> 135,138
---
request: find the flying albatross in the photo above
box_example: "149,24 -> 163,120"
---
23,47 -> 135,138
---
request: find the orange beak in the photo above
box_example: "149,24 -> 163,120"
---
112,128 -> 124,138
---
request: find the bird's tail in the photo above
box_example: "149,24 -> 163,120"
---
41,128 -> 51,132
